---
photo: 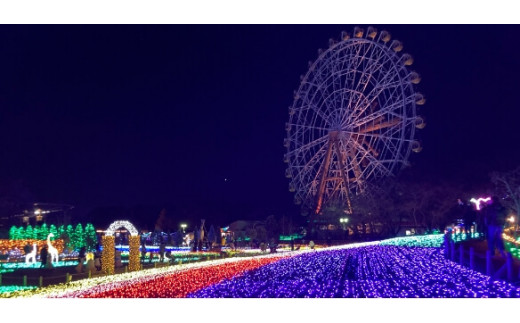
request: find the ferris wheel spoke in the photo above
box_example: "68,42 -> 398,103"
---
287,27 -> 423,211
352,106 -> 405,129
356,117 -> 402,133
350,140 -> 393,177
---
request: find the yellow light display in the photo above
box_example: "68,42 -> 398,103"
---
101,236 -> 115,275
128,236 -> 140,272
0,239 -> 65,255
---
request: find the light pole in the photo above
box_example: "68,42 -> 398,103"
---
340,218 -> 349,241
180,223 -> 187,233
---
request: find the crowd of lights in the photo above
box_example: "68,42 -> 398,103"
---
0,239 -> 65,256
380,234 -> 444,248
189,246 -> 520,298
0,285 -> 37,296
128,236 -> 141,271
101,236 -> 115,274
62,257 -> 286,298
3,234 -> 517,298
1,252 -> 291,298
105,221 -> 139,236
0,260 -> 80,273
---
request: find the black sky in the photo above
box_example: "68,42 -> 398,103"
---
0,25 -> 519,227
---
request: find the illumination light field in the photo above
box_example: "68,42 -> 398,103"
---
189,246 -> 520,298
4,235 -> 515,298
1,252 -> 291,298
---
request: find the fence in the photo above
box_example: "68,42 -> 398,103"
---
444,240 -> 518,283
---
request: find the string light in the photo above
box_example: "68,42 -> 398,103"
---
101,236 -> 115,275
128,236 -> 140,272
106,221 -> 138,236
0,239 -> 65,256
470,197 -> 491,210
2,253 -> 289,298
190,246 -> 520,298
5,234 -> 518,299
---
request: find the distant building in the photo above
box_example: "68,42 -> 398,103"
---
11,202 -> 74,227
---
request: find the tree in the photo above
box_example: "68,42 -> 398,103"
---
16,226 -> 24,240
85,223 -> 98,251
39,223 -> 49,240
49,224 -> 58,239
25,225 -> 34,240
65,224 -> 74,250
207,225 -> 216,246
265,215 -> 280,241
9,226 -> 17,240
491,166 -> 520,219
33,225 -> 41,240
73,223 -> 85,250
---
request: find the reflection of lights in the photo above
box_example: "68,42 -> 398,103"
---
470,197 -> 491,210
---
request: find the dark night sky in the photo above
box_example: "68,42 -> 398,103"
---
1,25 -> 520,227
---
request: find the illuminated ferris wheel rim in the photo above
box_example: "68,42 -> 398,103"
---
284,26 -> 425,212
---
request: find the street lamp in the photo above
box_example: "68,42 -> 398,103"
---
339,217 -> 348,229
180,223 -> 187,233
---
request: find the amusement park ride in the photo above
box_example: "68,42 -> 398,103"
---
284,26 -> 425,217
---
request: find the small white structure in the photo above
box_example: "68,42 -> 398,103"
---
25,243 -> 37,264
47,233 -> 59,263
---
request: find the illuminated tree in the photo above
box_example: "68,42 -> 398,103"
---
64,224 -> 74,250
85,223 -> 98,251
25,225 -> 34,240
39,223 -> 49,240
73,223 -> 85,250
33,224 -> 41,240
16,226 -> 24,240
491,166 -> 520,219
49,224 -> 58,239
9,226 -> 17,240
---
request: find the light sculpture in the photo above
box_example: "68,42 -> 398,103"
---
470,197 -> 491,211
103,220 -> 140,274
24,243 -> 37,264
47,233 -> 59,263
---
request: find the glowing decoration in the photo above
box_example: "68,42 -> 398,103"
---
24,243 -> 37,264
84,223 -> 98,251
47,233 -> 59,263
106,221 -> 139,236
72,223 -> 85,250
0,285 -> 37,295
470,197 -> 491,211
7,234 -> 520,299
190,246 -> 520,298
102,235 -> 116,274
86,252 -> 94,261
0,239 -> 64,255
128,236 -> 141,272
104,220 -> 140,273
380,234 -> 444,248
3,252 -> 289,298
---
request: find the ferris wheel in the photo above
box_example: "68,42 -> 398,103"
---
284,26 -> 425,215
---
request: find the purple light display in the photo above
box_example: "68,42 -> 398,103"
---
189,246 -> 520,298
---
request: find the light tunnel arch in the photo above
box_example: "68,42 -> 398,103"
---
102,220 -> 141,274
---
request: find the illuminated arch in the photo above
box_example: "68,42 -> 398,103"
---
105,220 -> 139,236
102,220 -> 141,274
